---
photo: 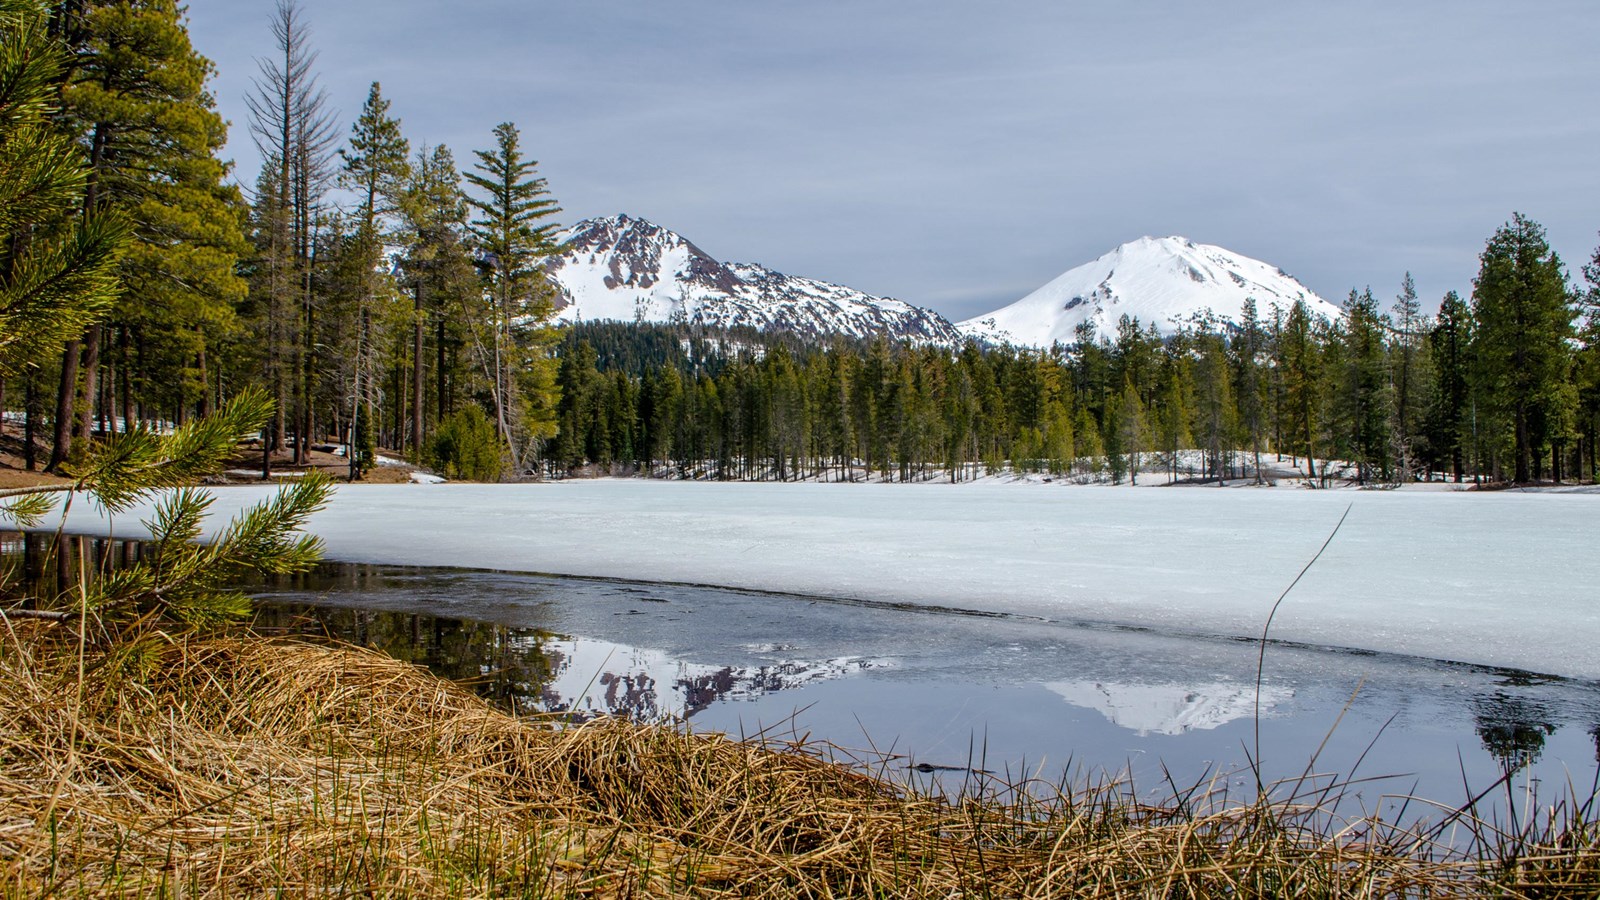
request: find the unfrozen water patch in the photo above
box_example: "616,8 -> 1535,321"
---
224,556 -> 1600,820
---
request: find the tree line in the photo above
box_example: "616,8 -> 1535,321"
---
8,0 -> 563,481
7,0 -> 1600,487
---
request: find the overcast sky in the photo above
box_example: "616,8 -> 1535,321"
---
188,1 -> 1600,322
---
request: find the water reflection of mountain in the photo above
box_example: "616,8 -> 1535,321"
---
1045,680 -> 1294,736
537,636 -> 881,721
250,603 -> 878,722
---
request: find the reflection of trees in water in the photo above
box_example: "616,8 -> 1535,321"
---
534,646 -> 741,722
253,603 -> 556,714
11,545 -> 853,723
0,538 -> 564,709
1474,692 -> 1557,770
0,532 -> 147,604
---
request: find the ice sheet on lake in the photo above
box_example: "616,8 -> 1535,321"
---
51,480 -> 1600,679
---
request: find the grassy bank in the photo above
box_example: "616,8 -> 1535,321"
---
1,625 -> 1595,898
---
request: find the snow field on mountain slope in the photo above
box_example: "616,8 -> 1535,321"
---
959,236 -> 1345,346
53,481 -> 1599,679
553,242 -> 700,323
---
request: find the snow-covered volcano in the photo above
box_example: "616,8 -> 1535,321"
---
958,236 -> 1342,347
545,215 -> 962,343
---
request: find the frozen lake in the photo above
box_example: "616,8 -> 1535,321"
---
55,479 -> 1600,678
33,473 -> 1600,821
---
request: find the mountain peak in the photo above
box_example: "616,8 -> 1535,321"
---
957,236 -> 1340,347
545,215 -> 962,343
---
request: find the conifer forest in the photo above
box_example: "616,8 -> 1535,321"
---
9,0 -> 1600,489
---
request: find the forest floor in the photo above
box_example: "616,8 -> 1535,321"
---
214,442 -> 416,484
0,420 -> 419,487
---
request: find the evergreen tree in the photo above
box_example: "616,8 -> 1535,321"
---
244,0 -> 336,467
1192,332 -> 1235,484
1117,377 -> 1147,484
1154,349 -> 1193,482
1425,291 -> 1473,482
1470,214 -> 1575,482
397,144 -> 475,463
1573,235 -> 1600,481
339,81 -> 408,473
1281,300 -> 1321,481
0,0 -> 126,380
464,121 -> 562,472
1389,273 -> 1426,480
1340,287 -> 1391,483
42,0 -> 241,467
1234,297 -> 1267,482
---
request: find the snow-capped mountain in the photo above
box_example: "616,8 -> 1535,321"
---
958,236 -> 1343,347
545,214 -> 963,344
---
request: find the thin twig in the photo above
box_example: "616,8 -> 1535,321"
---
1254,502 -> 1354,793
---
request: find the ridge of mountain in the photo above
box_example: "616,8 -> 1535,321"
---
544,215 -> 962,344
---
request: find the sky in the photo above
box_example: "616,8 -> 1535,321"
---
187,1 -> 1600,323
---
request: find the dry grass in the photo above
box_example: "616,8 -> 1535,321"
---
0,623 -> 1595,898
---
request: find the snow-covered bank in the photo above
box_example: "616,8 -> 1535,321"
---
53,480 -> 1600,679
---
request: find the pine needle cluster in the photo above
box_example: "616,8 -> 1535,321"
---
0,387 -> 330,641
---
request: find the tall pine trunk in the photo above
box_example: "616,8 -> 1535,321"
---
75,324 -> 101,441
119,326 -> 134,433
47,341 -> 79,471
413,283 -> 424,463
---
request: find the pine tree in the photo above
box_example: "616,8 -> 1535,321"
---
0,6 -> 324,599
1192,331 -> 1235,485
397,144 -> 474,463
1118,377 -> 1147,484
1281,300 -> 1321,480
1425,291 -> 1473,482
1470,214 -> 1575,483
339,81 -> 408,475
1574,235 -> 1600,481
1154,349 -> 1193,483
244,0 -> 335,468
1340,287 -> 1391,483
1387,273 -> 1433,481
41,0 -> 241,466
0,0 -> 126,380
1235,297 -> 1267,482
464,122 -> 562,473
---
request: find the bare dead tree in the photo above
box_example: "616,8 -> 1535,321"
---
245,0 -> 336,471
